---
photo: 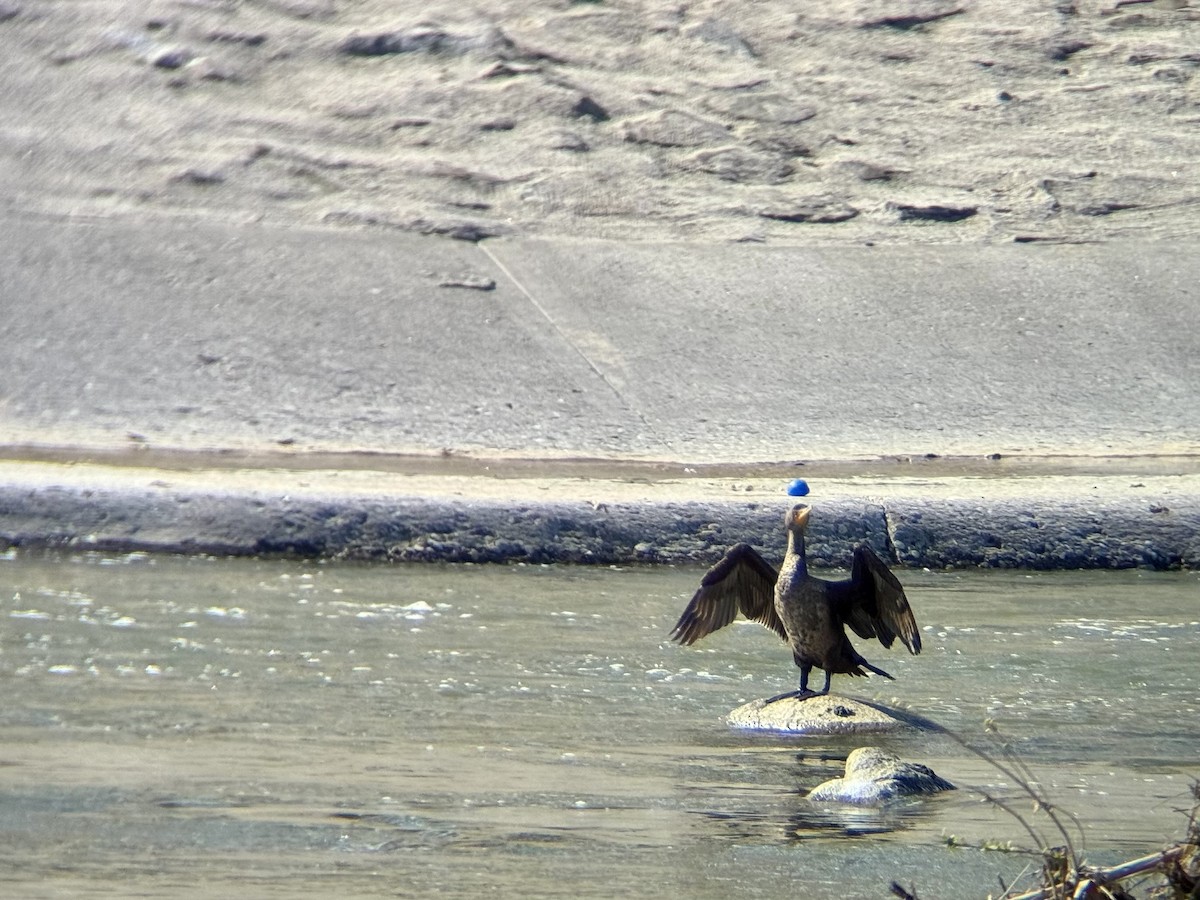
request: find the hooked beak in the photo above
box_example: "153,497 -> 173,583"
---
789,504 -> 811,530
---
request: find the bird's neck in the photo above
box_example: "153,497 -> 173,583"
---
782,529 -> 808,580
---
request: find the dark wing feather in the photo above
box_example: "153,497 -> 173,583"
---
837,544 -> 921,655
670,543 -> 786,645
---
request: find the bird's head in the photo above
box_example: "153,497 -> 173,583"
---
786,503 -> 811,532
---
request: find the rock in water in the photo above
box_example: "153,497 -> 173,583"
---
726,695 -> 907,734
807,747 -> 955,805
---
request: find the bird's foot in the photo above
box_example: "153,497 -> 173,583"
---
763,688 -> 826,705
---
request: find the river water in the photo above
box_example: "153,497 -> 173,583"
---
2,551 -> 1197,898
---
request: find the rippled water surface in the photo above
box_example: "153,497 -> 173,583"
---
2,552 -> 1197,898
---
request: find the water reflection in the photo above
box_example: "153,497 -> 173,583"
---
0,552 -> 1197,898
691,747 -> 935,845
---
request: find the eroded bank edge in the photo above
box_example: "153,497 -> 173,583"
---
1,478 -> 1196,569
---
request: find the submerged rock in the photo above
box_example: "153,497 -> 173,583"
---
726,694 -> 909,734
807,747 -> 956,805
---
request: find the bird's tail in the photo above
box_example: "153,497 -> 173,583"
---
858,659 -> 895,680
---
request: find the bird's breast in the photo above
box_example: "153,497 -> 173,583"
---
775,579 -> 835,644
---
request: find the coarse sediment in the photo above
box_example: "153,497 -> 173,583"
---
2,465 -> 1196,568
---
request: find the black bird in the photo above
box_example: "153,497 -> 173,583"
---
670,503 -> 921,701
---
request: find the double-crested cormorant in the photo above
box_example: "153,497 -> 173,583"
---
670,503 -> 921,701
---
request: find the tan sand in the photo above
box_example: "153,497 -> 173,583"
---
3,0 -> 1198,245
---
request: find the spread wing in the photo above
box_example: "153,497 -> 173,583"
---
670,543 -> 786,645
835,544 -> 921,655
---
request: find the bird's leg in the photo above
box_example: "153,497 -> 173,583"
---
797,665 -> 826,698
819,669 -> 832,695
763,664 -> 821,704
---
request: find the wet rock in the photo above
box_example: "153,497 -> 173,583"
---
622,109 -> 729,148
686,146 -> 794,184
892,202 -> 978,222
884,498 -> 1200,569
759,198 -> 859,224
807,747 -> 955,805
726,695 -> 908,734
4,479 -> 1197,569
633,541 -> 656,560
888,512 -> 936,563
